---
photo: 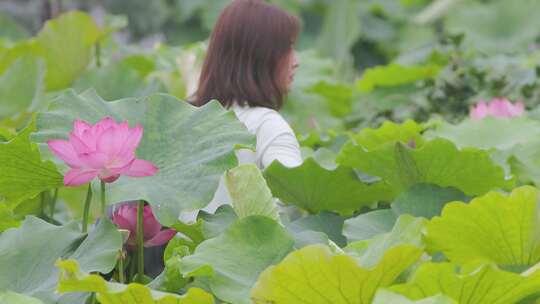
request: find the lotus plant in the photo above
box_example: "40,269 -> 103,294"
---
112,202 -> 175,283
47,117 -> 158,233
470,97 -> 525,120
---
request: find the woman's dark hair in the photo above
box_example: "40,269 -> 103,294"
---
191,0 -> 300,110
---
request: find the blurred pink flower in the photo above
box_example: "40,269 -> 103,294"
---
47,117 -> 158,186
112,203 -> 176,250
470,98 -> 525,120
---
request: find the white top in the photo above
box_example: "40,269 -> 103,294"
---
178,104 -> 302,222
232,104 -> 303,168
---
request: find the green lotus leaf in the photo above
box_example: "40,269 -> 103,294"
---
180,216 -> 295,304
306,81 -> 354,117
426,186 -> 540,267
343,209 -> 397,242
427,117 -> 540,150
507,139 -> 540,186
283,88 -> 344,134
251,244 -> 423,304
345,215 -> 426,268
0,203 -> 20,232
286,211 -> 347,247
0,291 -> 44,304
32,89 -> 254,225
34,11 -> 101,90
0,56 -> 44,119
350,119 -> 425,151
225,164 -> 279,221
0,216 -> 122,303
0,39 -> 40,75
373,290 -> 457,304
0,120 -> 62,207
392,183 -> 469,219
390,262 -> 540,304
199,205 -> 238,239
338,138 -> 508,198
264,158 -> 393,216
56,259 -> 214,304
148,239 -> 191,293
357,63 -> 440,92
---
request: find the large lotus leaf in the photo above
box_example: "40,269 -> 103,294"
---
345,215 -> 426,268
343,209 -> 397,242
73,59 -> 162,101
392,183 -> 469,219
34,11 -> 101,90
225,164 -> 279,221
351,119 -> 425,151
0,291 -> 44,304
390,263 -> 540,304
251,244 -> 423,304
180,216 -> 295,304
338,138 -> 508,197
426,186 -> 540,267
0,56 -> 44,119
0,120 -> 62,207
445,0 -> 540,54
264,158 -> 393,215
427,118 -> 540,150
32,89 -> 254,225
373,290 -> 457,304
286,212 -> 347,247
56,260 -> 214,304
0,216 -> 122,303
357,63 -> 440,92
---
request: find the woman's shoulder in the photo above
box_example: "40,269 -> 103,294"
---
232,104 -> 294,135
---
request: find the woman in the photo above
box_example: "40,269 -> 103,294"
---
192,0 -> 303,169
183,0 -> 303,220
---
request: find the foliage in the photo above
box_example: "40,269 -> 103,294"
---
1,6 -> 540,304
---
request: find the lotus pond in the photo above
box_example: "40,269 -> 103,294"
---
2,1 -> 540,303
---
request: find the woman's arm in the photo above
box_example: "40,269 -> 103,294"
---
255,111 -> 303,169
260,132 -> 303,168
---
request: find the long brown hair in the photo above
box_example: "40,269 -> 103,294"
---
192,0 -> 300,110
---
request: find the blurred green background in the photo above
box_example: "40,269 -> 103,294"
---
3,0 -> 539,73
1,0 -> 540,134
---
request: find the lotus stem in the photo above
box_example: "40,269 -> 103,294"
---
82,183 -> 93,233
95,43 -> 101,67
117,250 -> 125,283
100,180 -> 106,217
49,188 -> 59,219
136,200 -> 144,282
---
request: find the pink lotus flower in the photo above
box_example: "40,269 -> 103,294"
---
470,98 -> 525,120
112,203 -> 176,250
47,117 -> 158,186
